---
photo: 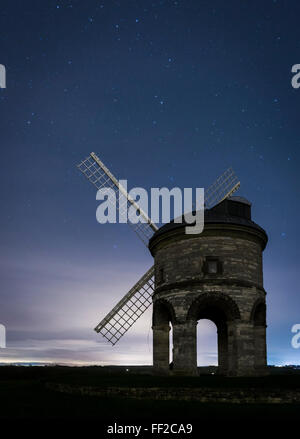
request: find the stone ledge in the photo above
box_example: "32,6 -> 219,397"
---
154,278 -> 267,296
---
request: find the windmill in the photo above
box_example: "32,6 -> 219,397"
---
77,153 -> 240,346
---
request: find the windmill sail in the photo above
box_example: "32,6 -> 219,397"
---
95,266 -> 154,345
204,167 -> 240,209
77,152 -> 157,344
77,152 -> 158,245
77,152 -> 240,345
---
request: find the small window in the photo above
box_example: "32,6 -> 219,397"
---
207,260 -> 218,274
203,258 -> 222,275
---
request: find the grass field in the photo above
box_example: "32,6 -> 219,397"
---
0,365 -> 299,427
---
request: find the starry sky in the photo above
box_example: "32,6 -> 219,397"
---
0,0 -> 299,366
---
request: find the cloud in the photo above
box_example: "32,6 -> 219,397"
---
1,250 -> 297,367
0,330 -> 153,365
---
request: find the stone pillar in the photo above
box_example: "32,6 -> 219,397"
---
227,321 -> 238,376
173,320 -> 197,375
254,325 -> 267,374
229,321 -> 256,376
217,323 -> 228,375
152,324 -> 170,374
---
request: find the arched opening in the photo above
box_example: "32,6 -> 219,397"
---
169,322 -> 173,367
152,299 -> 175,373
196,305 -> 229,374
187,292 -> 241,375
197,319 -> 218,368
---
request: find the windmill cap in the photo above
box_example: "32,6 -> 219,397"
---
149,196 -> 268,252
227,195 -> 251,206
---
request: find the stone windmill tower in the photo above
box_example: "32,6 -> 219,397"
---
149,196 -> 268,377
78,153 -> 268,377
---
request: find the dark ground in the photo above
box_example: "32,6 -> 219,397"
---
0,365 -> 299,434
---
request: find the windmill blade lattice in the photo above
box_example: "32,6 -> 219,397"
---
205,167 -> 240,209
77,152 -> 240,345
77,152 -> 158,245
94,266 -> 155,345
77,152 -> 156,344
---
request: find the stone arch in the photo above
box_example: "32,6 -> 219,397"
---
152,298 -> 176,326
187,292 -> 241,323
250,298 -> 266,326
186,292 -> 241,376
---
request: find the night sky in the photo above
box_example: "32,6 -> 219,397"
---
0,0 -> 299,366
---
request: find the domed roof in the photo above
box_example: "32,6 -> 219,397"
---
149,197 -> 268,248
227,196 -> 251,206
